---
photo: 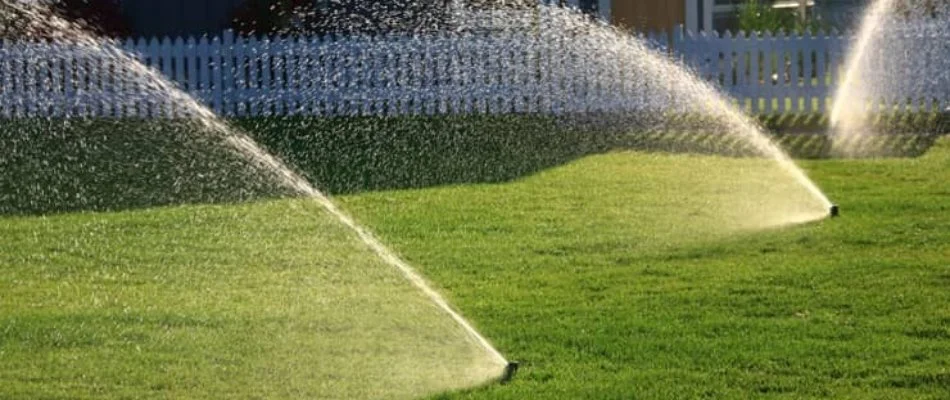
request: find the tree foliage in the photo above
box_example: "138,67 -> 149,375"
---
51,0 -> 131,37
230,0 -> 457,36
737,0 -> 826,34
0,0 -> 130,40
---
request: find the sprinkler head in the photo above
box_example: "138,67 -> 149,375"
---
830,205 -> 840,218
500,362 -> 519,384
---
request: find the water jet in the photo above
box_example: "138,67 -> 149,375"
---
0,0 -> 511,395
0,0 -> 840,395
830,0 -> 950,157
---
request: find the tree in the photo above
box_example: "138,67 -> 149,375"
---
50,0 -> 132,37
230,0 -> 456,36
737,0 -> 826,34
0,0 -> 130,40
738,0 -> 796,33
230,0 -> 313,36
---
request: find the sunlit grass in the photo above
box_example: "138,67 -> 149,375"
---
340,137 -> 950,399
0,200 -> 502,399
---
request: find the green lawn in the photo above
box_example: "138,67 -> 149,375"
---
338,137 -> 950,399
2,135 -> 948,399
0,200 -> 503,399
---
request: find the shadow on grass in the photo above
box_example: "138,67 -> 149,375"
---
1,114 -> 945,216
0,115 -> 623,216
0,118 -> 293,216
236,115 -> 627,195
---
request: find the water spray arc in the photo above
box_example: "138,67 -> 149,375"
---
829,0 -> 949,157
1,0 -> 849,394
595,24 -> 834,217
828,0 -> 897,155
0,0 -> 510,379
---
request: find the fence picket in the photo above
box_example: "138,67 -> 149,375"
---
0,41 -> 7,117
218,31 -> 232,116
232,34 -> 248,117
262,36 -> 275,116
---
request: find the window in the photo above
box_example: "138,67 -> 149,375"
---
579,0 -> 597,14
814,0 -> 867,28
713,0 -> 745,32
709,0 -> 821,32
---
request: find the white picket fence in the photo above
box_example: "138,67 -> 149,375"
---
0,27 -> 948,118
678,26 -> 950,114
678,29 -> 847,114
0,30 -> 676,118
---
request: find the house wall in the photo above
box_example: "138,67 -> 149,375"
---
105,0 -> 873,38
612,0 -> 686,31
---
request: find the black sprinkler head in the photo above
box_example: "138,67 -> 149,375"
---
500,362 -> 519,384
830,205 -> 839,218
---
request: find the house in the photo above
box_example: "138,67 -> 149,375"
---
700,0 -> 868,32
71,0 -> 869,37
604,0 -> 868,33
815,0 -> 869,27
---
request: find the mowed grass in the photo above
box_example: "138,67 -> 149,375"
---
1,137 -> 948,399
0,200 -> 503,399
337,137 -> 950,399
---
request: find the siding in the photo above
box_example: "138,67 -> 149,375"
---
613,0 -> 685,31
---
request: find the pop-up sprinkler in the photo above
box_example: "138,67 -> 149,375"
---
500,362 -> 519,384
